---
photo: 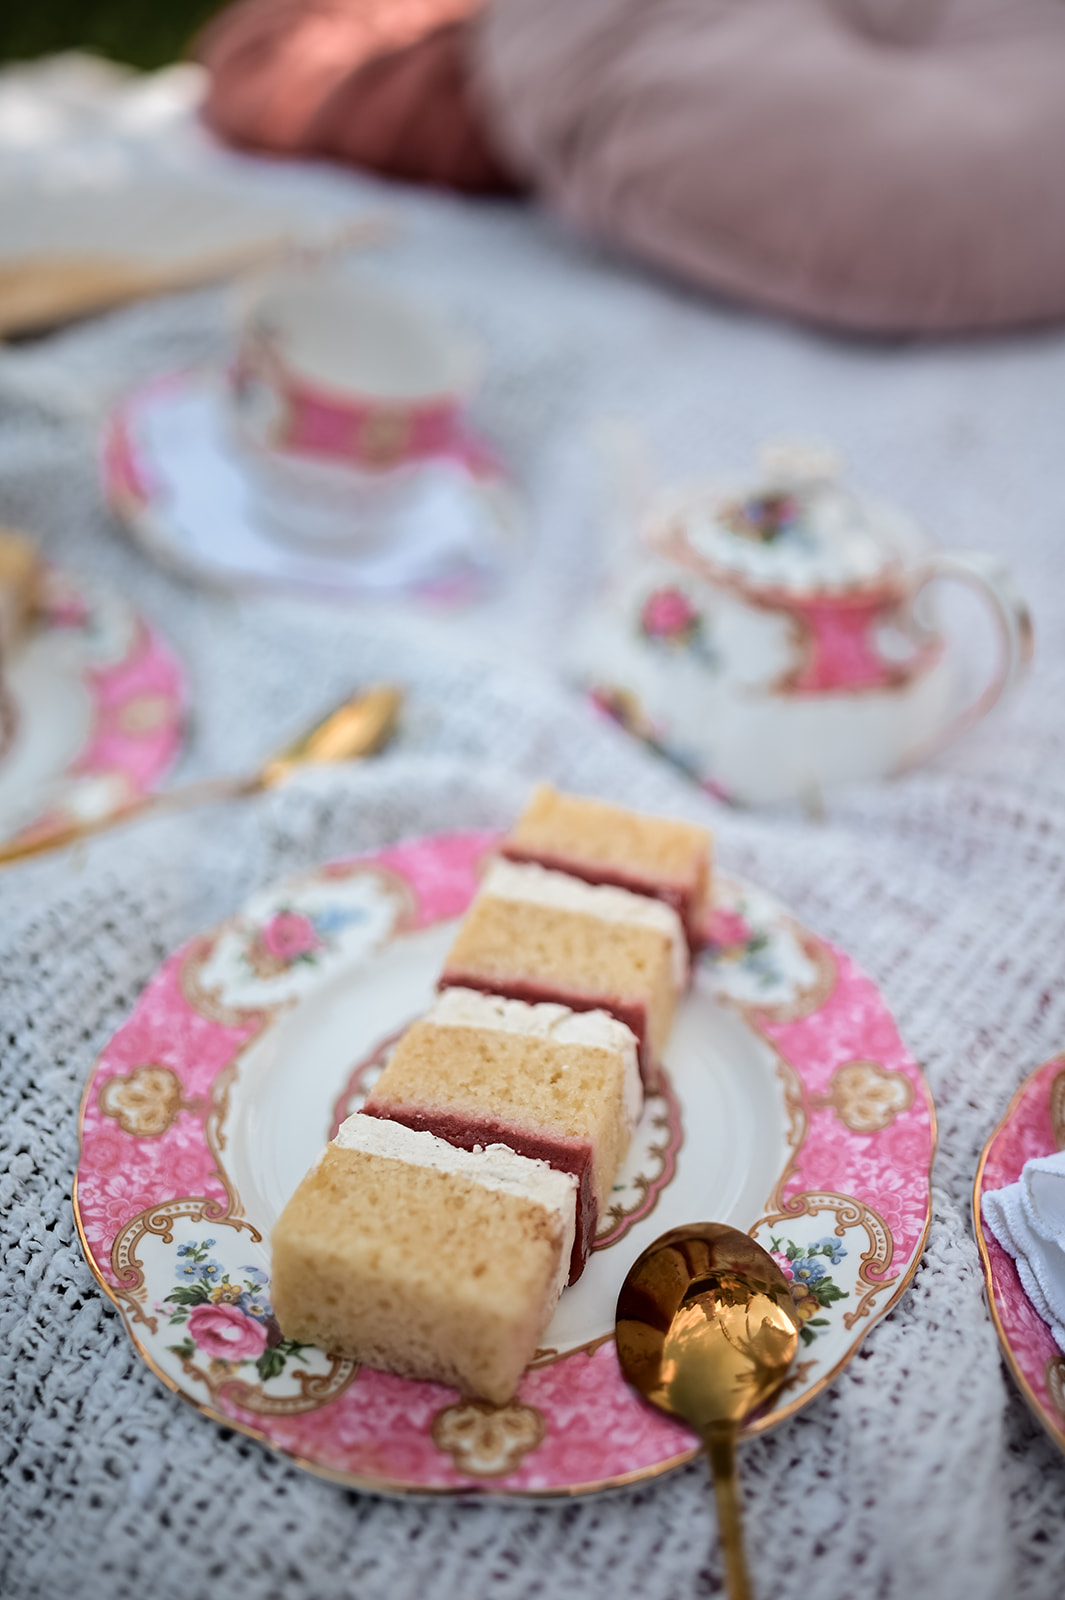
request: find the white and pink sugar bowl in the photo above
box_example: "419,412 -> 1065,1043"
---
573,443 -> 1033,806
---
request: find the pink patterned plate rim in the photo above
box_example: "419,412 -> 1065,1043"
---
973,1054 -> 1065,1454
0,563 -> 185,850
74,830 -> 936,1497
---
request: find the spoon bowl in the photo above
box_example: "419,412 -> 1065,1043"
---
616,1222 -> 800,1600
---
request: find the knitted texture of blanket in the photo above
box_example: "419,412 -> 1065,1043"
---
2,130 -> 1065,1597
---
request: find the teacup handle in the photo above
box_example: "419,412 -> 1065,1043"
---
899,549 -> 1034,767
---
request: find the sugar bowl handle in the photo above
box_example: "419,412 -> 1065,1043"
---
902,549 -> 1034,764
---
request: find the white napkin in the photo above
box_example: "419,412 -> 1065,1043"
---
982,1148 -> 1065,1353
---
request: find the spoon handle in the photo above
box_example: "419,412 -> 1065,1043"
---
0,775 -> 256,867
703,1424 -> 752,1600
0,685 -> 401,869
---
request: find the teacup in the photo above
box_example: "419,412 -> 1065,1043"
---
227,266 -> 482,549
573,443 -> 1033,806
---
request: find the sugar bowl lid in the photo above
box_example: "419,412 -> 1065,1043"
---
645,443 -> 929,600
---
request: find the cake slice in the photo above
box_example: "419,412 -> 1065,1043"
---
363,988 -> 641,1281
439,859 -> 687,1083
271,1114 -> 577,1406
502,784 -> 713,949
0,529 -> 41,659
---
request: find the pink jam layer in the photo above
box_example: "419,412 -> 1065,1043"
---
361,1101 -> 596,1284
437,969 -> 656,1088
499,844 -> 705,951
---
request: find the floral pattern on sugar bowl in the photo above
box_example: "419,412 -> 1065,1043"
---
638,586 -> 719,668
573,442 -> 1032,804
190,869 -> 413,1011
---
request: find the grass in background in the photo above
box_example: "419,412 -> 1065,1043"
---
0,0 -> 229,71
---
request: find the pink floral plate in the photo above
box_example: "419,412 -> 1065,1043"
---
0,564 -> 185,850
973,1055 -> 1065,1453
74,830 -> 935,1496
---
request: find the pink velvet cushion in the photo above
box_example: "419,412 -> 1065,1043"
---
473,0 -> 1065,334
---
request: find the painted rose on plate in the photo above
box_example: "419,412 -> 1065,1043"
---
701,899 -> 786,991
244,902 -> 366,980
769,1234 -> 849,1346
705,907 -> 752,950
261,911 -> 321,963
186,1302 -> 268,1362
163,1240 -> 307,1383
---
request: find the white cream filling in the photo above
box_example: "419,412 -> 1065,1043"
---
481,858 -> 688,988
431,987 -> 643,1133
334,1112 -> 577,1301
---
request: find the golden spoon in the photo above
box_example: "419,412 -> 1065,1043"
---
0,683 -> 401,868
615,1222 -> 800,1600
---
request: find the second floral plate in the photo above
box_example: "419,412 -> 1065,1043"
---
974,1054 -> 1065,1454
74,830 -> 935,1495
0,564 -> 185,851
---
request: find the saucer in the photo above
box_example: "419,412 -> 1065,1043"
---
0,565 -> 185,849
103,372 -> 520,602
